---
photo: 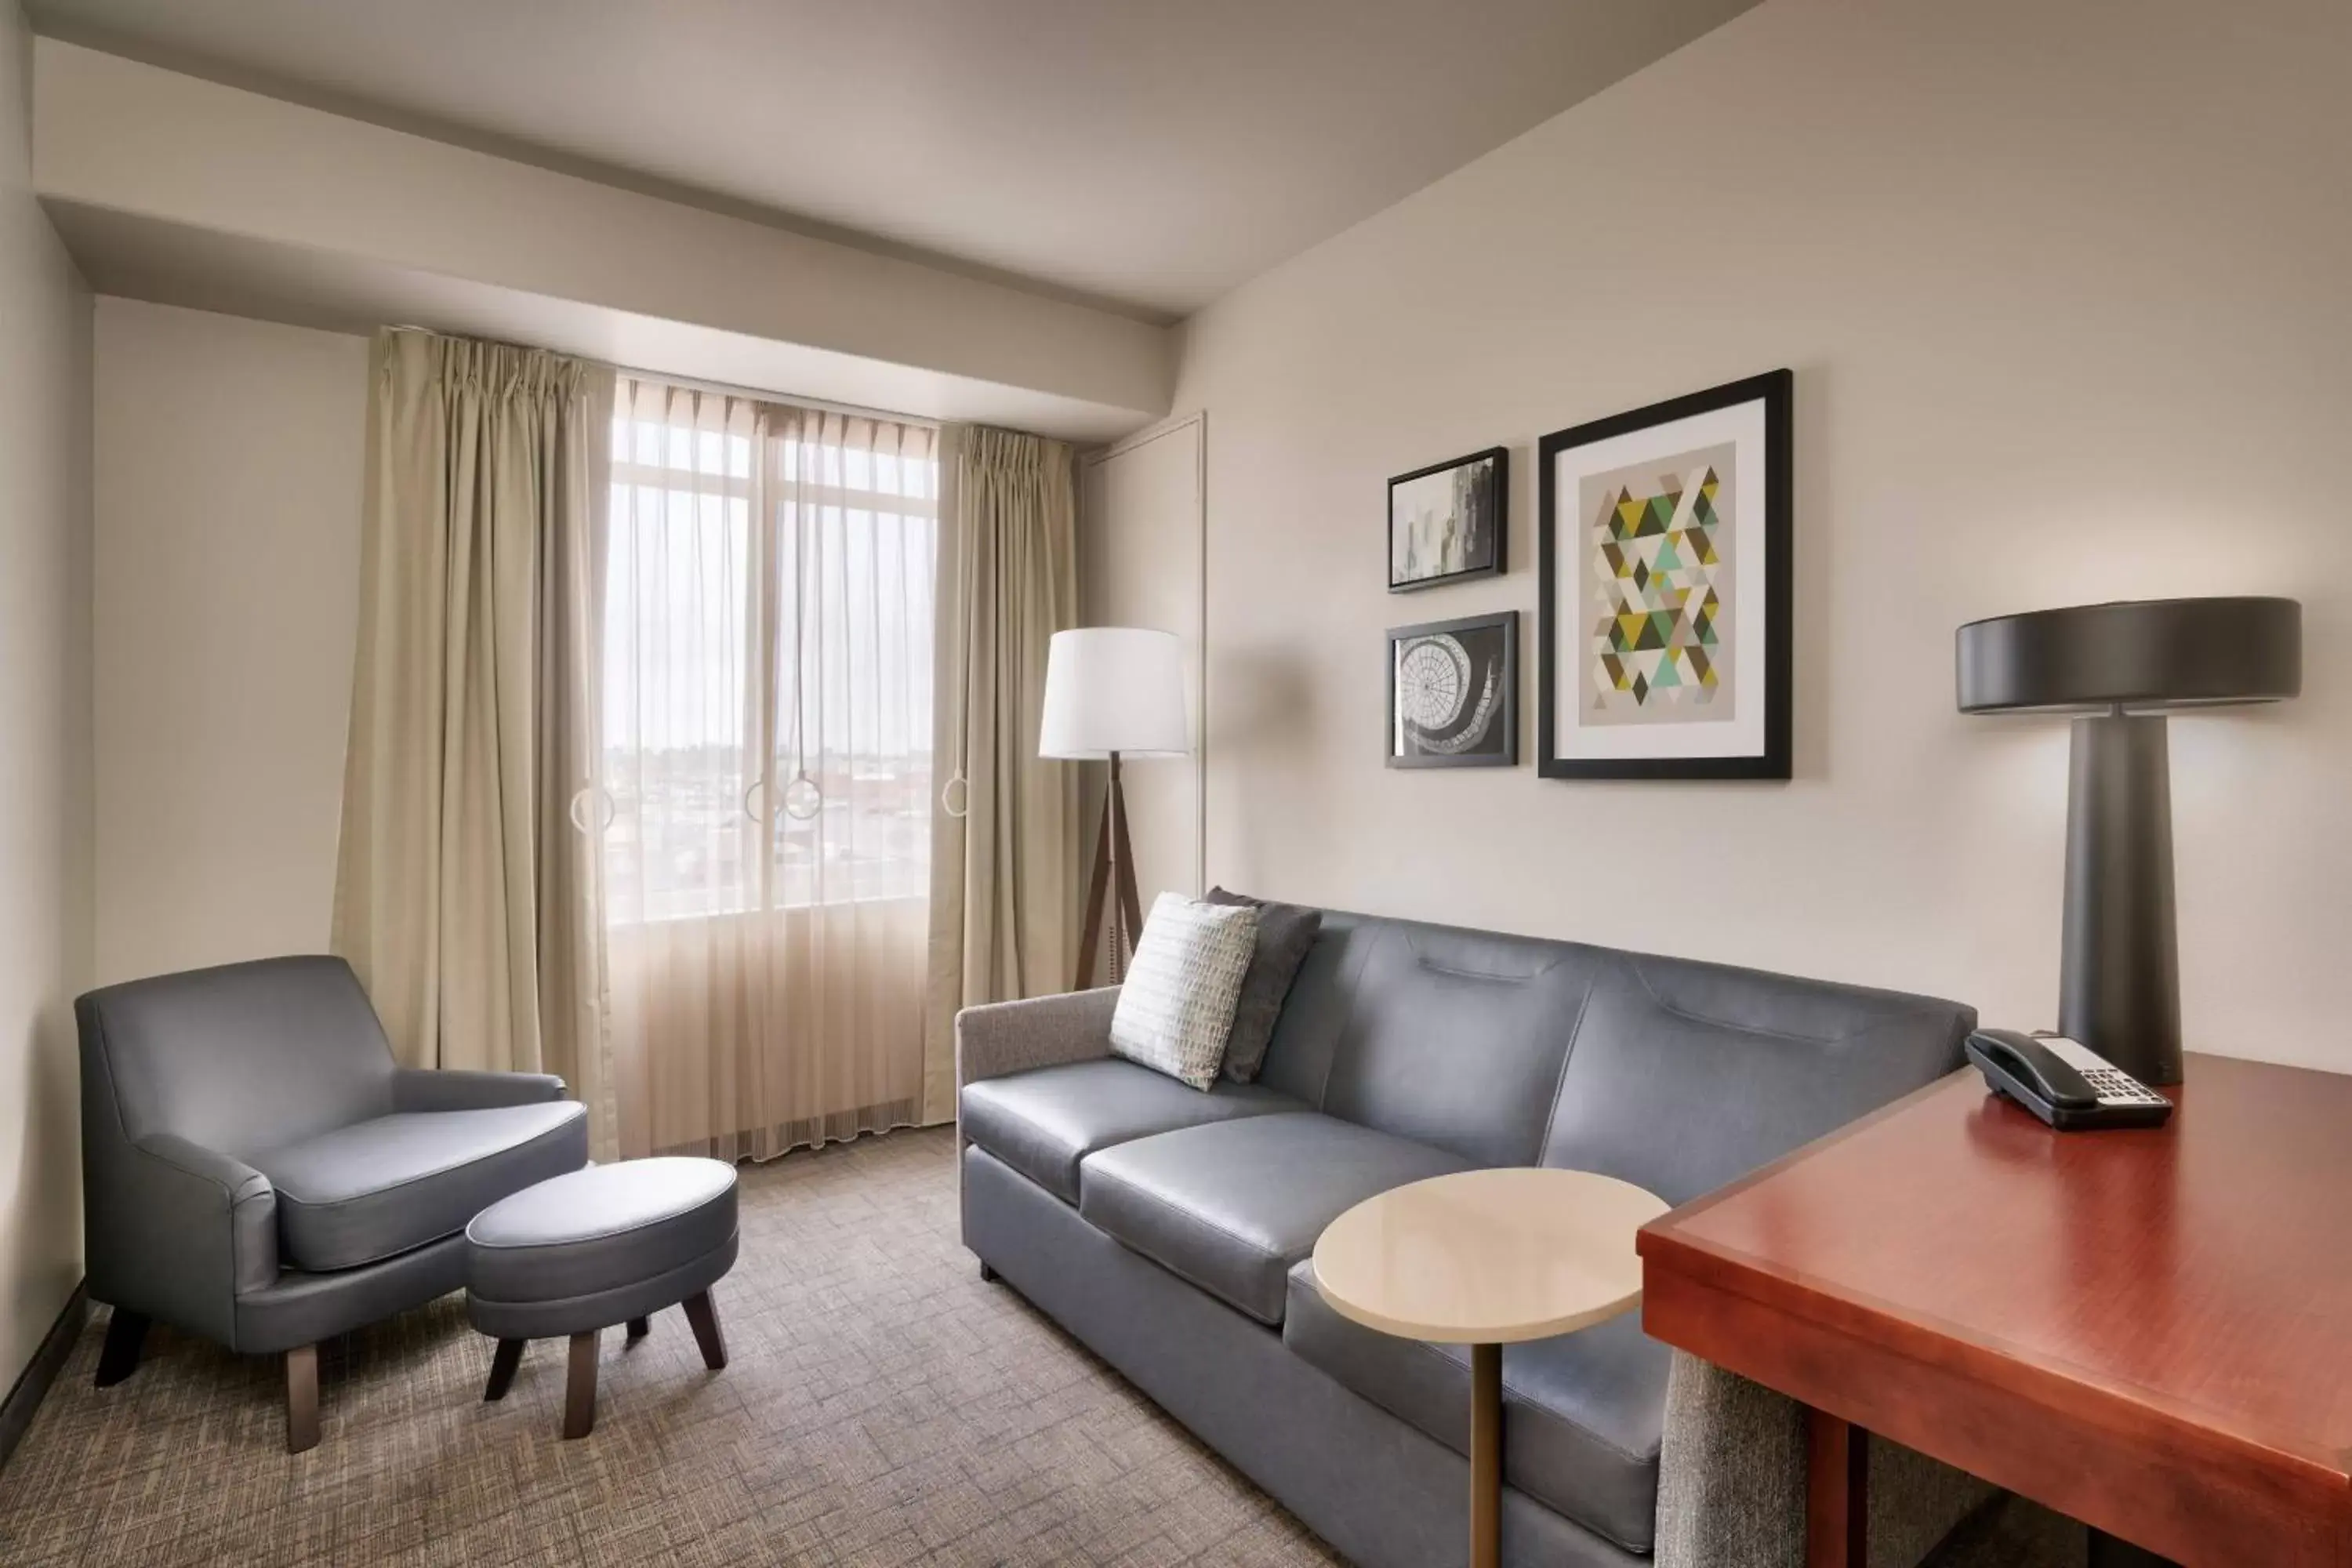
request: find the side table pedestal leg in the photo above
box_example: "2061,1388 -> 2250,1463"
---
1471,1342 -> 1501,1568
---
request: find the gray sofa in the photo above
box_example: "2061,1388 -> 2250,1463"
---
78,956 -> 590,1450
957,908 -> 1991,1568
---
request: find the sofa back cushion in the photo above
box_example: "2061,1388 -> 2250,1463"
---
1539,950 -> 1973,1204
1254,909 -> 1974,1198
1257,913 -> 1605,1168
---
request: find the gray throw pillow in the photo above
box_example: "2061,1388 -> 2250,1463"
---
1204,887 -> 1322,1083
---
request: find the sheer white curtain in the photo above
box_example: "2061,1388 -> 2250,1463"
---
600,376 -> 938,1160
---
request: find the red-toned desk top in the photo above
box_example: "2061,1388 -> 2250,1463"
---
1637,1053 -> 2352,1567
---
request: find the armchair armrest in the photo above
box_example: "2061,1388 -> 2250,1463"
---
391,1067 -> 568,1112
955,987 -> 1120,1092
85,1132 -> 280,1346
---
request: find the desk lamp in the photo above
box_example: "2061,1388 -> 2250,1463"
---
1956,597 -> 2300,1085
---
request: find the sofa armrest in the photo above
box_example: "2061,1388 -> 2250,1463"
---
1655,1352 -> 1994,1568
391,1067 -> 569,1112
955,987 -> 1120,1093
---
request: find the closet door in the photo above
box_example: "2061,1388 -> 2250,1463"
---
1079,414 -> 1204,909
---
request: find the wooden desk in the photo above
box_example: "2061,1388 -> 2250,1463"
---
1637,1053 -> 2352,1568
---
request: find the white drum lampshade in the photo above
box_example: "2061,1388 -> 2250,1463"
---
1039,628 -> 1190,760
1040,627 -> 1189,988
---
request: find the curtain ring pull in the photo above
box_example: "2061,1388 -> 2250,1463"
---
781,770 -> 824,822
742,776 -> 773,824
939,769 -> 970,821
568,786 -> 616,834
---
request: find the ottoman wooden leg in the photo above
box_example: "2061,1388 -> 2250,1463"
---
626,1317 -> 650,1342
683,1290 -> 728,1370
483,1338 -> 525,1402
563,1330 -> 598,1439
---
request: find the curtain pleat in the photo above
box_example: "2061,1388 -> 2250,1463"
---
332,329 -> 617,1153
602,379 -> 938,1162
922,424 -> 1080,1123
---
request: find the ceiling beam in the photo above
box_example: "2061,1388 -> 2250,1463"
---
33,39 -> 1174,441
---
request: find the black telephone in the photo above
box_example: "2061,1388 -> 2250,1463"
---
1965,1029 -> 2174,1130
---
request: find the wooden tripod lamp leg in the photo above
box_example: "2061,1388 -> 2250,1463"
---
1107,753 -> 1142,971
1077,750 -> 1141,989
1076,787 -> 1114,989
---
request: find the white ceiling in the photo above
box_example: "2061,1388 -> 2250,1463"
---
30,0 -> 1759,322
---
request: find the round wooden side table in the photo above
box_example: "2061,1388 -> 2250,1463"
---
1311,1167 -> 1671,1568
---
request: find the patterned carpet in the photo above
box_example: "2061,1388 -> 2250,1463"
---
0,1127 -> 1341,1568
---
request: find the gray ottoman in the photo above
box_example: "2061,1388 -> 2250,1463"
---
464,1156 -> 739,1438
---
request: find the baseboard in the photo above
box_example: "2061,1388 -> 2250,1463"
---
0,1280 -> 88,1475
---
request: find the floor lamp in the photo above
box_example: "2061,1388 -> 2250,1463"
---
1040,627 -> 1191,989
1956,596 -> 2301,1086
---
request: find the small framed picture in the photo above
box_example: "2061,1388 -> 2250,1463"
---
1389,447 -> 1507,591
1388,610 -> 1519,768
1538,371 -> 1791,780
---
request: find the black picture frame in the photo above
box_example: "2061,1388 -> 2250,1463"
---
1386,610 -> 1519,769
1388,446 -> 1508,592
1537,370 -> 1791,781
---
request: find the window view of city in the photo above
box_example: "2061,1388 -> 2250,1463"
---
600,405 -> 938,924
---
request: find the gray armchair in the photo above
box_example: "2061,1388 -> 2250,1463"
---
78,956 -> 589,1451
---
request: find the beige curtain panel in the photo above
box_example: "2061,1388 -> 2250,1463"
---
332,329 -> 618,1153
923,424 -> 1081,1122
601,377 -> 939,1161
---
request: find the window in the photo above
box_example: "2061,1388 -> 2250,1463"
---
600,379 -> 938,924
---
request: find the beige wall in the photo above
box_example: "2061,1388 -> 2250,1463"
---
0,2 -> 93,1393
1167,0 -> 2351,1072
93,299 -> 366,984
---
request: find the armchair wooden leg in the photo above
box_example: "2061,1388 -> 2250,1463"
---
483,1338 -> 525,1402
562,1330 -> 598,1440
95,1309 -> 150,1388
978,1261 -> 999,1284
285,1344 -> 320,1454
682,1289 -> 728,1370
625,1317 -> 650,1342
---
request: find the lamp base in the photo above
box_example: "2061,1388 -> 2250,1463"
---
2060,713 -> 2182,1086
1075,753 -> 1143,989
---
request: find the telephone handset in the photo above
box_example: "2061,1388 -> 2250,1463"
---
1964,1029 -> 2174,1131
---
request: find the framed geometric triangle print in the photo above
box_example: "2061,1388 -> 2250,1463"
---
1537,369 -> 1791,780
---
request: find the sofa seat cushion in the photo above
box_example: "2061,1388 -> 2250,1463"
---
1078,1112 -> 1465,1327
255,1101 -> 589,1272
960,1058 -> 1302,1205
1285,1258 -> 1668,1552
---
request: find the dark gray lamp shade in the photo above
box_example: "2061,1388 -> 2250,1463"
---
1957,596 -> 2301,713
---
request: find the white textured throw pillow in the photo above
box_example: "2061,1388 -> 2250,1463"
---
1109,893 -> 1260,1091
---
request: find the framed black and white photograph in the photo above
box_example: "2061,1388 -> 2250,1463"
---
1388,447 -> 1506,591
1387,610 -> 1518,768
1537,370 -> 1791,780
